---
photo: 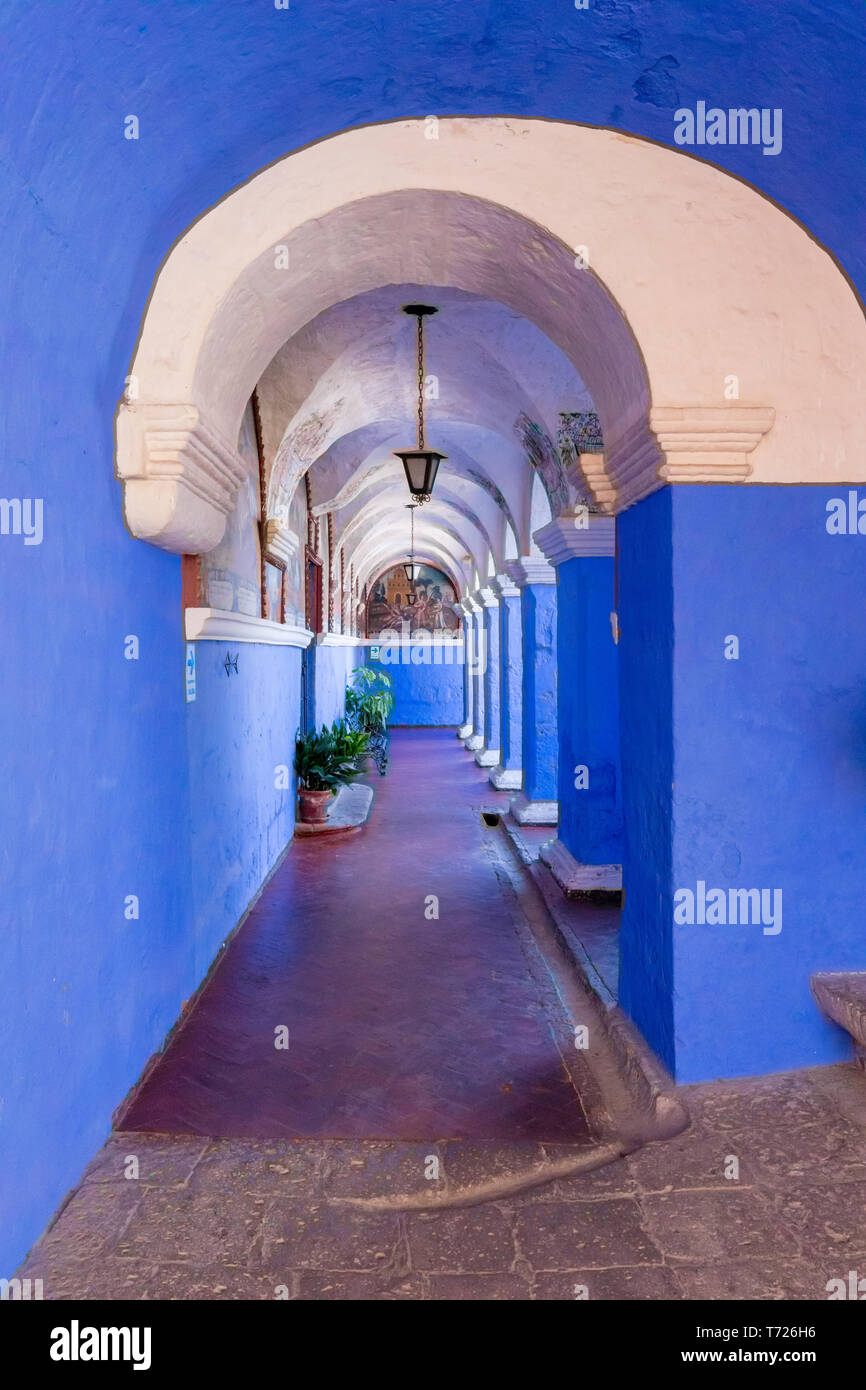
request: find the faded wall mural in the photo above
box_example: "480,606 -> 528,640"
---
366,564 -> 460,637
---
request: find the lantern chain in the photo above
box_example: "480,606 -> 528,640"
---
416,312 -> 425,449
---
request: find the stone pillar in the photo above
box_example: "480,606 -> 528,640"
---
475,588 -> 501,767
506,557 -> 558,825
454,600 -> 473,739
465,598 -> 485,752
533,513 -> 622,896
489,573 -> 522,790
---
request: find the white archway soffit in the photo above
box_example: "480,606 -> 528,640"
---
345,505 -> 483,577
118,118 -> 866,552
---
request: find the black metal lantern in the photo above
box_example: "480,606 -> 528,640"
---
393,303 -> 446,503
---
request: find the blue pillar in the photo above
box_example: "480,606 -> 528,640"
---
617,483 -> 866,1085
455,600 -> 474,739
465,600 -> 485,752
475,589 -> 501,767
490,574 -> 523,789
534,514 -> 622,892
507,558 -> 558,824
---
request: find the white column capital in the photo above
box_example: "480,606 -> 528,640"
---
505,556 -> 557,588
477,586 -> 500,608
492,572 -> 521,599
533,512 -> 616,564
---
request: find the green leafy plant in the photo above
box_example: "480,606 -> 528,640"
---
345,666 -> 394,733
294,720 -> 370,794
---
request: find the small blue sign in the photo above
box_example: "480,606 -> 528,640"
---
184,643 -> 197,702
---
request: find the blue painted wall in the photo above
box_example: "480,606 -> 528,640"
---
558,556 -> 622,864
314,642 -> 362,730
368,646 -> 464,725
620,485 -> 866,1083
1,0 -> 864,1272
522,585 -> 559,803
187,642 -> 303,981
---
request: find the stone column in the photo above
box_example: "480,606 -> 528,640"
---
474,587 -> 501,767
465,598 -> 485,752
506,557 -> 558,825
489,572 -> 522,790
533,512 -> 622,897
454,600 -> 474,739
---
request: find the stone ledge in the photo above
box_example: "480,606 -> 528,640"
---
489,765 -> 522,790
539,838 -> 623,903
510,793 -> 559,826
294,783 -> 374,838
811,972 -> 866,1064
474,747 -> 501,768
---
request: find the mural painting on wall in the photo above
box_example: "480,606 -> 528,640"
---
366,565 -> 460,638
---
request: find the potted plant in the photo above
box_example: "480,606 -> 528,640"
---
294,721 -> 370,824
345,666 -> 394,774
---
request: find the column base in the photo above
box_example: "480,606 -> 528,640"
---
510,793 -> 559,826
474,747 -> 501,768
465,733 -> 485,751
539,838 -> 622,901
489,765 -> 522,790
456,722 -> 473,739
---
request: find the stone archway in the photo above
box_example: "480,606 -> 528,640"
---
116,115 -> 866,560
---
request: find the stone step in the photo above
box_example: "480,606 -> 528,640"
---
811,972 -> 866,1066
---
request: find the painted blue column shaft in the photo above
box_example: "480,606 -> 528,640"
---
522,583 -> 558,803
458,607 -> 473,734
482,601 -> 501,753
469,608 -> 485,747
500,591 -> 523,771
619,484 -> 866,1085
557,556 -> 622,864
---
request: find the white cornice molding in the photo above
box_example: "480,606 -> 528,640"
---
492,572 -> 520,599
317,633 -> 361,647
184,607 -> 313,647
533,513 -> 616,564
477,586 -> 500,608
652,406 -> 776,485
262,520 -> 300,566
605,406 -> 776,512
505,556 -> 556,587
118,402 -> 247,553
578,451 -> 618,514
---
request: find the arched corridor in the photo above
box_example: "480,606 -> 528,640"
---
5,12 -> 866,1308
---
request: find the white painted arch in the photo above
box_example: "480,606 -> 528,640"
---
117,116 -> 866,552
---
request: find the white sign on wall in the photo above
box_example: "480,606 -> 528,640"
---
185,643 -> 197,702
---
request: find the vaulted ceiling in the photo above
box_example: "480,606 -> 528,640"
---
255,283 -> 597,597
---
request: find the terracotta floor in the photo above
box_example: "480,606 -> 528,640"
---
119,728 -> 596,1144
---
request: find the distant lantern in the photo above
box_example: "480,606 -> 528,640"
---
403,503 -> 420,585
393,304 -> 446,503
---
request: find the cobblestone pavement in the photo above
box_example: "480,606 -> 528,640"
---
17,1061 -> 866,1300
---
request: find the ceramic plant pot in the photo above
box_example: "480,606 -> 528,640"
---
298,788 -> 332,824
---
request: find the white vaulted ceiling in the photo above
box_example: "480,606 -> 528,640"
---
255,284 -> 595,594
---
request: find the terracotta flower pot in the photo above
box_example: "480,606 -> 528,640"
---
298,787 -> 332,824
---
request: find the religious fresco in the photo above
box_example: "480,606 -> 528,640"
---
366,564 -> 460,637
515,412 -> 570,516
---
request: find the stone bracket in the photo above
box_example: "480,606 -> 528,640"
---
117,401 -> 247,553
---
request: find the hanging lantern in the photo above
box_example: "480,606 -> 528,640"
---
393,303 -> 446,503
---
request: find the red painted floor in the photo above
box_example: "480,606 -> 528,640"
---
120,729 -> 592,1143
